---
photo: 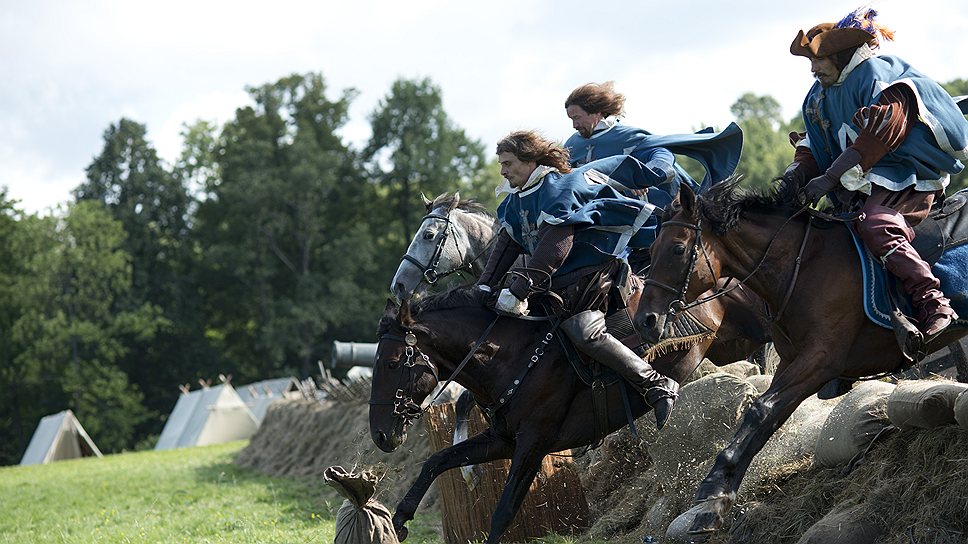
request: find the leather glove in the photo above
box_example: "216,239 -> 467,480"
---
495,288 -> 529,316
802,148 -> 862,205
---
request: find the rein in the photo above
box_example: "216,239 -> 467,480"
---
644,205 -> 812,323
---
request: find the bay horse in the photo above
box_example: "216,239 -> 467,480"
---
370,288 -> 713,544
633,178 -> 968,535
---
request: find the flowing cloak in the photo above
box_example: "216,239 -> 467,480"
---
801,54 -> 968,192
497,159 -> 658,277
563,122 -> 744,190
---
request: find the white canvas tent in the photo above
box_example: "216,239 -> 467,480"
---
236,377 -> 300,424
20,409 -> 102,465
155,384 -> 258,450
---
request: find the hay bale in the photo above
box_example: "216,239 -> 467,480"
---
711,426 -> 968,544
423,402 -> 589,544
813,381 -> 895,468
886,379 -> 968,430
955,389 -> 968,429
235,399 -> 436,509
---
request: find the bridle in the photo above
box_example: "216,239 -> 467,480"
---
370,314 -> 501,428
643,206 -> 813,324
401,208 -> 492,285
369,329 -> 440,427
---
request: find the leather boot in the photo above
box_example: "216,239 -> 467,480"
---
561,310 -> 679,429
881,241 -> 958,337
857,205 -> 958,338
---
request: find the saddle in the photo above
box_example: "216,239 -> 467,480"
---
912,189 -> 968,264
844,189 -> 968,363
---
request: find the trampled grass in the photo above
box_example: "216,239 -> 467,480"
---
0,441 -> 442,544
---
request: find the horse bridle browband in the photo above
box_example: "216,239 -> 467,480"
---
401,209 -> 493,285
369,330 -> 439,426
370,315 -> 500,427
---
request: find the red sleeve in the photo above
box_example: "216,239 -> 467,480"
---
849,84 -> 916,171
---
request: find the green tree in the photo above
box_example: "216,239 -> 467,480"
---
730,93 -> 795,189
9,202 -> 160,454
74,119 -> 211,439
194,73 -> 380,378
0,190 -> 29,464
364,78 -> 498,244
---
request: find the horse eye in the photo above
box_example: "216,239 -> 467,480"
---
387,359 -> 400,369
422,230 -> 434,240
673,244 -> 687,256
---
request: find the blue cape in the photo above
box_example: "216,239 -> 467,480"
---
497,165 -> 657,276
564,122 -> 744,190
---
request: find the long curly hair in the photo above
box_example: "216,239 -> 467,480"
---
564,81 -> 626,117
495,131 -> 573,173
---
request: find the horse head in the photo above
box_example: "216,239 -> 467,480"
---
636,183 -> 722,344
391,193 -> 497,301
369,298 -> 441,452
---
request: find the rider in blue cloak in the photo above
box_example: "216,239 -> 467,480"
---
563,81 -> 744,194
476,130 -> 678,429
781,7 -> 968,337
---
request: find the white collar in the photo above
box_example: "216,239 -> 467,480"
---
589,115 -> 622,138
494,165 -> 558,197
834,43 -> 876,86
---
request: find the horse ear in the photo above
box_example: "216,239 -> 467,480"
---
397,296 -> 413,324
679,183 -> 697,219
384,298 -> 400,315
421,193 -> 433,210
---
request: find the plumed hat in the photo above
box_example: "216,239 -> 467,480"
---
791,7 -> 894,58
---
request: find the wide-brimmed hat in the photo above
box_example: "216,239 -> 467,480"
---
791,8 -> 893,58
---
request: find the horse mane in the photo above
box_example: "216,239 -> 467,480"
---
430,193 -> 493,218
412,285 -> 487,316
378,286 -> 488,338
692,176 -> 803,235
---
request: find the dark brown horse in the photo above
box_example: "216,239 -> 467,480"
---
370,288 -> 708,544
634,178 -> 968,535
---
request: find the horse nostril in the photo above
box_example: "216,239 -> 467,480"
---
642,313 -> 658,331
375,430 -> 387,445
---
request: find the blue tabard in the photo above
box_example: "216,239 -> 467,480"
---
497,165 -> 657,277
563,122 -> 744,191
802,55 -> 968,192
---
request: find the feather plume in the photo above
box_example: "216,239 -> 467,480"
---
835,5 -> 895,43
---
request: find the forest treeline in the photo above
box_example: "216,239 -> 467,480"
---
1,73 -> 965,465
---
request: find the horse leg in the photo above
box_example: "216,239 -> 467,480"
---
687,356 -> 836,534
484,435 -> 550,544
393,429 -> 514,541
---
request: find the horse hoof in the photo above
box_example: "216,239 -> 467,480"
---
395,525 -> 409,542
665,498 -> 727,540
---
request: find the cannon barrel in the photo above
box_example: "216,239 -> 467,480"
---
331,341 -> 378,369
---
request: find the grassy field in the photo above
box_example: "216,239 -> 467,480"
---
0,441 -> 442,544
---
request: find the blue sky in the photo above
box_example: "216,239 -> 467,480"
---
2,0 -> 966,213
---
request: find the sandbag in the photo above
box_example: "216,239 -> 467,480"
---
794,503 -> 883,544
324,465 -> 400,544
956,389 -> 968,429
886,380 -> 968,430
746,374 -> 772,394
653,373 -> 760,482
742,394 -> 838,494
813,381 -> 895,468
